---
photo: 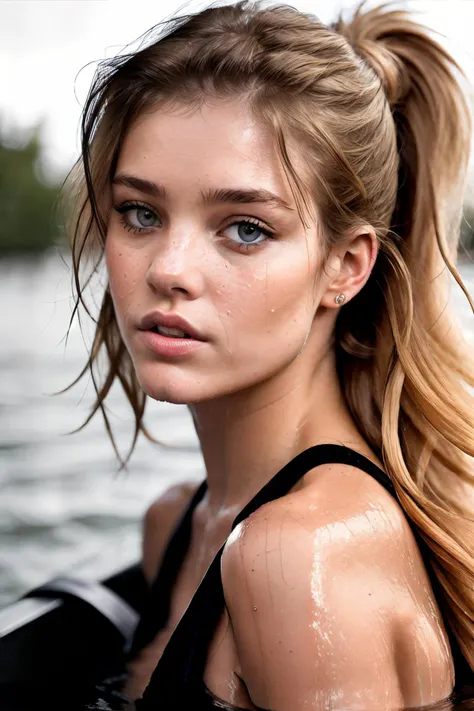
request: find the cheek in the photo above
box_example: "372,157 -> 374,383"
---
264,243 -> 321,330
104,240 -> 142,324
268,265 -> 315,318
105,238 -> 138,290
104,238 -> 123,291
217,253 -> 317,343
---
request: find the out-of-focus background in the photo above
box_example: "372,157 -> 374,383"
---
1,0 -> 474,608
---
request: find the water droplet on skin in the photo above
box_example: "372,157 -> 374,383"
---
253,606 -> 258,611
270,308 -> 275,313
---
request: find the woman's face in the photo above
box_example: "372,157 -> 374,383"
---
105,98 -> 328,405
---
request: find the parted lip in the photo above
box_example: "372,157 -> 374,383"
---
138,311 -> 205,341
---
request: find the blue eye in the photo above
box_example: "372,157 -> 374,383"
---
132,207 -> 158,228
113,202 -> 160,233
224,220 -> 272,247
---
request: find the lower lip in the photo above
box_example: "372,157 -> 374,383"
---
139,329 -> 206,357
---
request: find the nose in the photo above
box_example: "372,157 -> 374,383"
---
145,234 -> 205,300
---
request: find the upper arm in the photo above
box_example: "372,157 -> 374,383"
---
142,481 -> 199,584
221,485 -> 431,711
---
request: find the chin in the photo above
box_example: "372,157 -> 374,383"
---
134,364 -> 255,406
138,379 -> 194,405
134,367 -> 207,405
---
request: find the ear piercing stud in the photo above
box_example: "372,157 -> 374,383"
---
334,293 -> 346,305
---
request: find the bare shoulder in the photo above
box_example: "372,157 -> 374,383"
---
221,462 -> 453,709
222,459 -> 410,583
221,460 -> 411,629
142,480 -> 201,584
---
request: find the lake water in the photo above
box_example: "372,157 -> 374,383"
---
1,250 -> 474,608
0,249 -> 206,607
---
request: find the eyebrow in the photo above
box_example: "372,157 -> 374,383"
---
112,173 -> 295,213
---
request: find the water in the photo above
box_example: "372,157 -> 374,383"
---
0,249 -> 205,607
1,250 -> 474,611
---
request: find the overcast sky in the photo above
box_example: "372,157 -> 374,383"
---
2,0 -> 474,181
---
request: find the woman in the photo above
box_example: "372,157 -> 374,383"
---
63,0 -> 474,709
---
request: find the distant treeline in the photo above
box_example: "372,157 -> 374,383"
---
0,122 -> 66,255
0,122 -> 474,256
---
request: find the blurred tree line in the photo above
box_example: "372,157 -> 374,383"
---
0,121 -> 64,255
0,120 -> 474,256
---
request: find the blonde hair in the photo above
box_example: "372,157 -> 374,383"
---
61,0 -> 474,673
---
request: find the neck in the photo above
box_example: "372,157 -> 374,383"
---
188,342 -> 361,523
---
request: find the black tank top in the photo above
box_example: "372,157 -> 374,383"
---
127,444 -> 474,710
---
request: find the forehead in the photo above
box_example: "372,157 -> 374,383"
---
115,99 -> 302,202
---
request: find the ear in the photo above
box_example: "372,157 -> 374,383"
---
320,225 -> 378,309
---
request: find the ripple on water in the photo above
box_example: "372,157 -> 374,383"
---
0,254 -> 203,605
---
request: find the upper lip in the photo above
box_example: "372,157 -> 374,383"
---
138,311 -> 205,341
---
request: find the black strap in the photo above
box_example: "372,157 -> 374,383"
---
25,576 -> 139,647
0,597 -> 61,639
231,444 -> 395,528
136,444 -> 395,706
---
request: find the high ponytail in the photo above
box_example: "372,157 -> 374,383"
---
63,0 -> 474,676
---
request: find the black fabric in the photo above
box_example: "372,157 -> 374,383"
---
129,444 -> 474,710
128,480 -> 208,659
25,576 -> 139,644
0,565 -> 147,711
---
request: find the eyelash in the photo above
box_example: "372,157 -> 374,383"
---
112,200 -> 275,251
